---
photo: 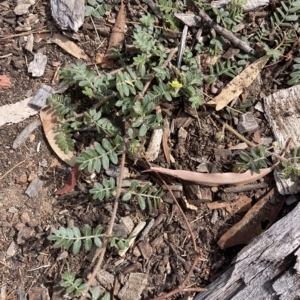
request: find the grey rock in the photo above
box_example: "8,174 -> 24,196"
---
237,112 -> 259,133
25,177 -> 43,197
50,0 -> 85,32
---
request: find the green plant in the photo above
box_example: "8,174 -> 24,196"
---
85,0 -> 112,19
122,181 -> 163,210
270,0 -> 300,28
48,225 -> 103,254
280,147 -> 300,179
60,272 -> 111,299
288,57 -> 300,85
234,147 -> 271,173
60,271 -> 88,297
76,138 -> 121,173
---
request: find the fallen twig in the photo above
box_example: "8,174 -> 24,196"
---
196,10 -> 253,53
146,160 -> 207,299
79,151 -> 126,299
0,160 -> 26,181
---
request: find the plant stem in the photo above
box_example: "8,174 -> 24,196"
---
79,151 -> 126,299
212,114 -> 290,163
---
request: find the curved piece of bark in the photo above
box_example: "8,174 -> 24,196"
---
195,202 -> 300,300
146,166 -> 274,186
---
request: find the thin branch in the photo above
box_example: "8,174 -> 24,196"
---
212,114 -> 291,163
197,10 -> 253,53
0,160 -> 26,181
80,151 -> 126,299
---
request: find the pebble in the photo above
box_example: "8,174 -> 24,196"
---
17,225 -> 33,245
20,212 -> 30,224
6,241 -> 18,257
0,208 -> 7,221
15,173 -> 28,185
28,172 -> 36,182
8,207 -> 19,213
237,112 -> 259,133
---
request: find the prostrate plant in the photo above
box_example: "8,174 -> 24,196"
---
60,271 -> 111,300
234,147 -> 271,173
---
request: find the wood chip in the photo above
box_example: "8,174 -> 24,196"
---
118,273 -> 148,300
13,119 -> 41,149
51,33 -> 88,60
14,0 -> 36,15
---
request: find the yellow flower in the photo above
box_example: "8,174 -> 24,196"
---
170,80 -> 183,89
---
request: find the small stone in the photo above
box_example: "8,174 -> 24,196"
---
27,172 -> 37,182
20,212 -> 30,224
27,219 -> 39,228
28,53 -> 47,77
29,134 -> 35,142
8,207 -> 19,213
57,251 -> 68,261
237,112 -> 259,133
17,225 -> 33,245
25,177 -> 43,197
15,222 -> 25,231
6,241 -> 18,257
15,173 -> 27,185
0,208 -> 7,221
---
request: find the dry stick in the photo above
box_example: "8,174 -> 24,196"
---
79,151 -> 126,299
0,28 -> 49,40
148,167 -> 207,299
212,115 -> 290,163
0,160 -> 26,181
197,10 -> 253,54
153,256 -> 206,300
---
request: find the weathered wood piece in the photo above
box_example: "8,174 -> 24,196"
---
194,202 -> 300,300
14,0 -> 36,15
28,53 -> 47,77
264,85 -> 300,194
28,85 -> 54,109
12,119 -> 41,149
118,273 -> 148,300
50,0 -> 85,32
211,0 -> 269,11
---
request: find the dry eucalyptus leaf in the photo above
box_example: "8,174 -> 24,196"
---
40,107 -> 76,166
146,166 -> 274,186
51,33 -> 88,60
208,55 -> 269,111
101,0 -> 126,68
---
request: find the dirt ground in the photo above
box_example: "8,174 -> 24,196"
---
0,0 -> 298,299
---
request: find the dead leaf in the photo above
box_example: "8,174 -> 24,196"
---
50,157 -> 61,168
217,189 -> 284,249
252,130 -> 262,144
56,163 -> 81,195
0,75 -> 11,89
101,0 -> 125,68
146,166 -> 274,186
207,195 -> 252,215
40,107 -> 76,166
51,34 -> 89,60
96,53 -> 105,64
208,55 -> 269,111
